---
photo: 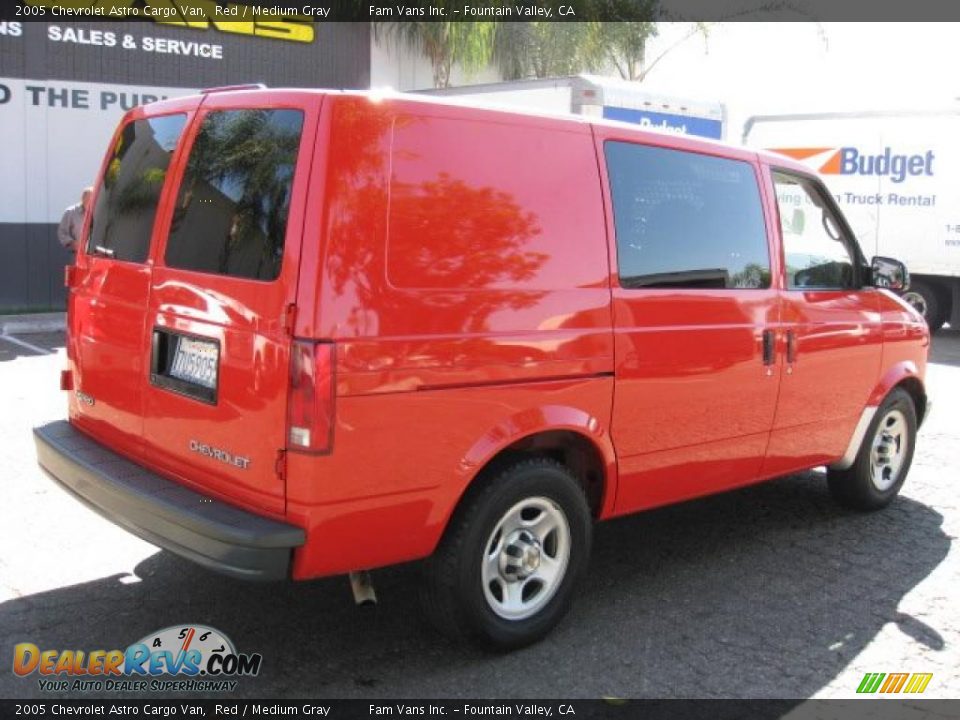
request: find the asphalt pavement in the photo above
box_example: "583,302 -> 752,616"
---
1,329 -> 958,700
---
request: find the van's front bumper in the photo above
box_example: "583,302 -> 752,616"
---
33,420 -> 304,581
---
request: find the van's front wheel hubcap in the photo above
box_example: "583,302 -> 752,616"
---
500,530 -> 542,580
870,409 -> 908,492
482,497 -> 570,621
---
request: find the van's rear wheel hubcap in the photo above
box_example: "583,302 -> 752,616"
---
482,497 -> 570,621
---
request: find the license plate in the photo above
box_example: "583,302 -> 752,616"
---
169,336 -> 219,390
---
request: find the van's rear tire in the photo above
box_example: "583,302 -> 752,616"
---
421,458 -> 592,650
902,280 -> 946,332
827,388 -> 917,511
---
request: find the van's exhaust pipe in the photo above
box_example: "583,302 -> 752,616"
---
349,571 -> 377,606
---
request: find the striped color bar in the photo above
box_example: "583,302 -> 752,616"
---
903,673 -> 934,694
857,672 -> 932,694
857,673 -> 886,693
880,673 -> 909,693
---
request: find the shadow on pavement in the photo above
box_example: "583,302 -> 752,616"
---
1,471 -> 949,700
0,332 -> 65,363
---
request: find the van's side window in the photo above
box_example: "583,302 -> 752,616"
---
773,172 -> 857,290
87,114 -> 187,263
165,109 -> 304,282
605,141 -> 770,289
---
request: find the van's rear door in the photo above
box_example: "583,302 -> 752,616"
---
140,90 -> 321,515
69,100 -> 196,452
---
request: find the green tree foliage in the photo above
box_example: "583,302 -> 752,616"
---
493,22 -> 712,82
373,20 -> 495,88
595,22 -> 712,81
493,23 -> 601,80
376,15 -> 713,87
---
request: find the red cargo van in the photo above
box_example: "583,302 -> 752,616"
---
35,88 -> 930,649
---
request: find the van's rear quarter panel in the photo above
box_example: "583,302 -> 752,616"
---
287,376 -> 614,577
289,97 -> 615,577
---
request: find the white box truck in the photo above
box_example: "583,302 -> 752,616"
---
419,74 -> 726,140
744,109 -> 960,330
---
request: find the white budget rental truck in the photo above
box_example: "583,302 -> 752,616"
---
744,109 -> 960,330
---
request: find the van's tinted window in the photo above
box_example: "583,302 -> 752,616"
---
165,109 -> 304,281
87,114 -> 187,263
605,142 -> 771,289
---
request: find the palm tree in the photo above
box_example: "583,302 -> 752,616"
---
596,22 -> 712,81
491,21 -> 712,83
493,22 -> 602,80
375,18 -> 713,88
373,21 -> 495,88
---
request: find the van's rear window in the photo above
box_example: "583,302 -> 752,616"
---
87,114 -> 187,263
164,109 -> 304,282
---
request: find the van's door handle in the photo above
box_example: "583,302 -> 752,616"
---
762,329 -> 775,366
786,330 -> 797,364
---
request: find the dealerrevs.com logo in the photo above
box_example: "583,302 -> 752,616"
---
13,625 -> 261,693
772,147 -> 935,183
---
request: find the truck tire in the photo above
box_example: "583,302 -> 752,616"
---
827,388 -> 917,511
421,458 -> 592,650
902,280 -> 946,331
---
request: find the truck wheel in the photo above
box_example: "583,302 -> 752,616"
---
421,458 -> 592,650
902,281 -> 946,331
827,388 -> 917,511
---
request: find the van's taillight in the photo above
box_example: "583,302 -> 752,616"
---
287,340 -> 335,454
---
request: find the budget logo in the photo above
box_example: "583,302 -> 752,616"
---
856,672 -> 933,694
771,147 -> 935,183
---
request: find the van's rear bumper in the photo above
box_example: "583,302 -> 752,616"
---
33,420 -> 304,581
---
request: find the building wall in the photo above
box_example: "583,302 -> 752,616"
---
0,20 -> 370,311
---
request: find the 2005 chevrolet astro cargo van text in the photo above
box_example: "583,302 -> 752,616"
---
34,87 -> 929,649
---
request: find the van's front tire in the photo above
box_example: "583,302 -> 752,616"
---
828,388 -> 917,511
421,458 -> 592,650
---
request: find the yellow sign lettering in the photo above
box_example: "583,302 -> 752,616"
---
253,20 -> 314,43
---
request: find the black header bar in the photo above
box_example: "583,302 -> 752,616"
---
3,0 -> 960,22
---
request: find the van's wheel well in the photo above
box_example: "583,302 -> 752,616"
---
470,431 -> 606,518
894,377 -> 928,427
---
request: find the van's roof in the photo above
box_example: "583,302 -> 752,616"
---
161,86 -> 812,175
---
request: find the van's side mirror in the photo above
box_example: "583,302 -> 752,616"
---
871,256 -> 909,291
